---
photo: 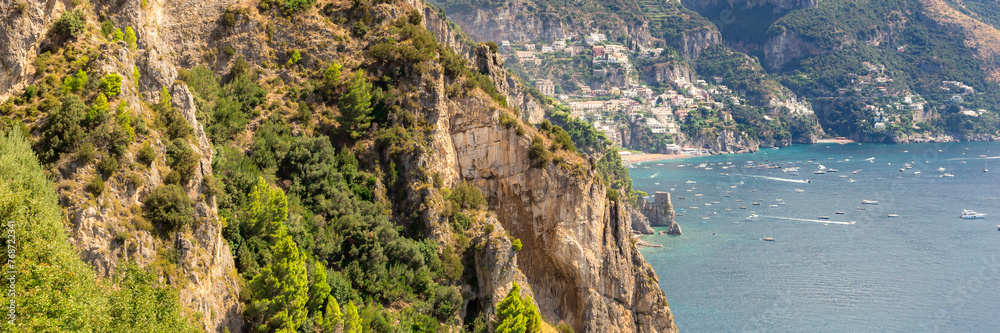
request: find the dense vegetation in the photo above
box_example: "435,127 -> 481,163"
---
0,132 -> 196,332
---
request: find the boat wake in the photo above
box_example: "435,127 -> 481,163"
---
742,175 -> 811,184
650,172 -> 659,178
946,156 -> 1000,161
760,215 -> 856,225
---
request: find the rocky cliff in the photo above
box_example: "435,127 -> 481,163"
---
416,44 -> 678,332
434,1 -> 655,45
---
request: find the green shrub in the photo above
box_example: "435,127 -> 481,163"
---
287,49 -> 302,66
511,238 -> 522,251
86,93 -> 110,126
529,135 -> 550,167
76,142 -> 95,164
281,0 -> 315,16
142,184 -> 195,232
165,138 -> 198,184
97,157 -> 119,178
54,10 -> 86,38
449,180 -> 486,210
132,65 -> 141,87
62,69 -> 89,93
40,94 -> 87,161
99,73 -> 123,97
112,27 -> 123,41
556,323 -> 576,333
486,41 -> 498,53
86,176 -> 104,197
100,20 -> 115,39
137,142 -> 155,166
163,170 -> 181,185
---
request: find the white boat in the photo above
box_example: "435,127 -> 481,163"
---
941,173 -> 954,177
814,170 -> 826,174
795,189 -> 805,193
763,237 -> 775,241
862,200 -> 879,205
888,214 -> 900,218
938,167 -> 946,172
828,169 -> 839,173
914,171 -> 921,175
960,210 -> 986,219
745,214 -> 759,221
685,180 -> 697,184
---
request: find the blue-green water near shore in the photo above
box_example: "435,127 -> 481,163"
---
633,142 -> 1000,332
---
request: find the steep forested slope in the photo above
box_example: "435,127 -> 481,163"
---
0,0 -> 676,332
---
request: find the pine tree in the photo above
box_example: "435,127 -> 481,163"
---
246,229 -> 309,332
87,93 -> 109,126
244,176 -> 288,239
494,282 -> 543,333
336,71 -> 373,139
315,296 -> 342,333
124,26 -> 137,49
112,27 -> 123,41
343,300 -> 362,333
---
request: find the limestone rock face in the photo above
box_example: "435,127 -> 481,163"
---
642,61 -> 695,87
677,28 -> 722,61
417,48 -> 678,332
474,45 -> 544,124
764,29 -> 835,70
0,0 -> 60,99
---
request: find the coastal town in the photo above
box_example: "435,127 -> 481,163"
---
500,32 -> 753,156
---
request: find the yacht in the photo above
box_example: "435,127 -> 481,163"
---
828,169 -> 839,173
814,170 -> 827,174
836,211 -> 845,214
888,214 -> 900,218
862,200 -> 879,205
752,202 -> 761,206
686,180 -> 697,184
960,210 -> 987,219
941,173 -> 955,177
763,237 -> 775,241
938,167 -> 946,172
739,206 -> 747,209
795,189 -> 805,193
746,214 -> 759,221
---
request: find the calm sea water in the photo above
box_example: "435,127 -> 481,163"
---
634,142 -> 1000,332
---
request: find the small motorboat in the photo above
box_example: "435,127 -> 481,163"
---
862,200 -> 879,205
739,206 -> 747,209
686,180 -> 697,184
795,189 -> 805,193
818,216 -> 830,220
835,211 -> 845,214
752,202 -> 761,205
888,214 -> 900,218
763,237 -> 775,241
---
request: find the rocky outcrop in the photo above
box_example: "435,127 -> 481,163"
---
687,128 -> 762,154
763,29 -> 836,70
642,61 -> 695,87
676,28 -> 722,61
640,192 -> 681,235
0,0 -> 60,99
415,45 -> 677,332
475,45 -> 545,123
627,200 -> 655,234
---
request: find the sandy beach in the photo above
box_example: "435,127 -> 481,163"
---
619,153 -> 688,165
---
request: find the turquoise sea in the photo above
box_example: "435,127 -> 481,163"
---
634,142 -> 1000,332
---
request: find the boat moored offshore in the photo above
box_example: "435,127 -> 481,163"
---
960,210 -> 986,219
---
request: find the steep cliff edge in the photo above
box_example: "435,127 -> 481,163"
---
423,45 -> 678,332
